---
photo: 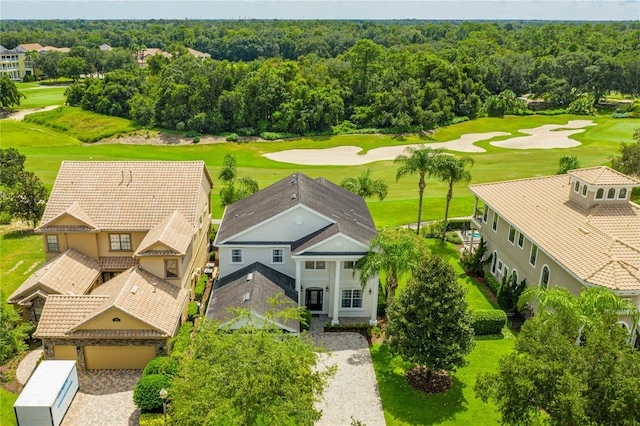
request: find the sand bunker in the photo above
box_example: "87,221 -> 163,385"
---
264,120 -> 596,166
490,120 -> 596,150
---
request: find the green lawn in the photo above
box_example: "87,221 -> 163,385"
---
15,85 -> 66,110
2,109 -> 639,227
0,388 -> 18,426
0,227 -> 44,297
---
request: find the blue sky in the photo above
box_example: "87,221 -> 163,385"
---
2,1 -> 639,20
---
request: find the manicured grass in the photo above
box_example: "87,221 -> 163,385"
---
371,336 -> 514,426
23,106 -> 138,143
3,109 -> 639,227
0,388 -> 18,426
0,227 -> 45,297
16,86 -> 66,110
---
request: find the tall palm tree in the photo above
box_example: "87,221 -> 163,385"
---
340,168 -> 388,200
394,146 -> 442,235
434,156 -> 474,240
355,227 -> 427,305
218,153 -> 259,206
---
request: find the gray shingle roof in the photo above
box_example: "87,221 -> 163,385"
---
216,172 -> 376,247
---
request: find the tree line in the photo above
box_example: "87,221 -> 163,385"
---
6,20 -> 639,136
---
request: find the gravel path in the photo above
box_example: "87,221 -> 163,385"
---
312,332 -> 386,426
16,347 -> 43,385
4,105 -> 62,121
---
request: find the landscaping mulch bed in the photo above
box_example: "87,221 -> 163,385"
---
406,366 -> 453,393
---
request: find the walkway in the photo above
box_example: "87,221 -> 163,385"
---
311,317 -> 386,426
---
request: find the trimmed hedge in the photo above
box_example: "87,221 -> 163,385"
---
195,274 -> 207,300
187,301 -> 199,321
133,374 -> 172,411
471,309 -> 507,335
143,356 -> 179,377
169,321 -> 193,354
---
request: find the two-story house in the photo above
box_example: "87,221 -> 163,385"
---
210,172 -> 379,331
468,166 -> 640,346
8,161 -> 213,369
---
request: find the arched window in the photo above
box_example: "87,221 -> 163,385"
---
582,185 -> 588,197
574,181 -> 580,192
619,188 -> 627,199
540,265 -> 550,289
510,270 -> 518,286
595,188 -> 604,199
607,188 -> 616,199
491,251 -> 498,275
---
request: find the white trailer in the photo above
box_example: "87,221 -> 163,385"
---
14,360 -> 79,426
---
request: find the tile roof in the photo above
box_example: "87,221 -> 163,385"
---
79,267 -> 189,336
98,256 -> 136,271
8,249 -> 101,304
216,172 -> 377,248
38,161 -> 211,232
567,166 -> 640,186
17,43 -> 44,52
134,210 -> 195,257
470,169 -> 640,291
38,202 -> 99,232
33,295 -> 108,338
208,262 -> 299,332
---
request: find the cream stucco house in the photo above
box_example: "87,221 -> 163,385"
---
210,172 -> 379,330
468,166 -> 640,346
8,161 -> 213,369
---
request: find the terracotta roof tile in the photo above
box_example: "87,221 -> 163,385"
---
470,169 -> 640,291
134,210 -> 195,257
39,161 -> 211,232
8,249 -> 101,304
98,257 -> 136,271
568,166 -> 640,185
33,295 -> 108,338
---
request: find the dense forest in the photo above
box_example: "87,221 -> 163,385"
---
4,20 -> 640,135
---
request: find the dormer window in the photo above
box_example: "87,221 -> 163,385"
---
595,188 -> 604,199
581,185 -> 587,197
607,188 -> 616,199
619,188 -> 627,199
574,181 -> 580,192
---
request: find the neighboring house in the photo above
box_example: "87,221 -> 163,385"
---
0,45 -> 27,80
469,166 -> 640,346
8,161 -> 213,369
99,43 -> 112,52
211,172 -> 379,330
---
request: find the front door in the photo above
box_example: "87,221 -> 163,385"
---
305,288 -> 323,312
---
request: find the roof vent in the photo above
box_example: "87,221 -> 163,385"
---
353,218 -> 357,222
247,273 -> 253,281
130,285 -> 139,294
291,175 -> 297,185
578,227 -> 590,235
291,194 -> 297,200
243,292 -> 251,302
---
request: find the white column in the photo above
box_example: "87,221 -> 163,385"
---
470,225 -> 476,252
331,260 -> 342,325
369,274 -> 379,326
473,197 -> 478,218
295,260 -> 302,306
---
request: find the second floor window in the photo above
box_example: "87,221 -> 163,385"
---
508,226 -> 516,244
271,248 -> 284,264
305,261 -> 326,270
231,249 -> 244,264
517,232 -> 525,248
530,244 -> 538,267
165,259 -> 178,278
110,234 -> 131,251
46,235 -> 59,252
492,213 -> 499,232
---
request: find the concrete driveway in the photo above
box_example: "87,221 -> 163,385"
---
312,332 -> 386,426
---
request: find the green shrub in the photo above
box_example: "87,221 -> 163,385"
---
226,133 -> 239,142
195,274 -> 207,300
300,307 -> 312,331
169,321 -> 193,354
133,374 -> 172,412
143,356 -> 179,377
0,211 -> 12,225
485,274 -> 502,295
461,237 -> 489,276
567,94 -> 597,116
445,231 -> 462,244
260,132 -> 280,140
139,413 -> 170,426
497,275 -> 527,313
236,127 -> 255,137
471,309 -> 507,335
209,251 -> 215,261
187,301 -> 199,321
184,130 -> 199,138
192,136 -> 200,144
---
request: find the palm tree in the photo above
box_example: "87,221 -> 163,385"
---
218,154 -> 259,206
355,227 -> 427,305
434,156 -> 474,240
394,146 -> 442,235
340,169 -> 388,200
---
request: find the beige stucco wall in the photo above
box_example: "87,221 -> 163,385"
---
76,308 -> 153,330
96,231 -> 147,258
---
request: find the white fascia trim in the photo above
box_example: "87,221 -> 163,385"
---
219,311 -> 299,334
212,206 -> 229,246
293,232 -> 369,255
293,254 -> 365,261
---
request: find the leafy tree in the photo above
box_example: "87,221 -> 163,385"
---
395,146 -> 442,235
59,56 -> 87,82
385,255 -> 475,392
355,227 -> 428,306
475,287 -> 640,425
0,75 -> 24,110
37,51 -> 63,82
0,291 -> 34,364
496,274 -> 527,313
433,156 -> 474,239
566,93 -> 597,115
611,129 -> 640,178
218,153 -> 259,206
555,155 -> 581,174
0,148 -> 26,187
340,168 -> 388,200
4,171 -> 48,228
169,298 -> 333,425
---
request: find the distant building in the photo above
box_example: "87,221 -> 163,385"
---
99,43 -> 112,52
